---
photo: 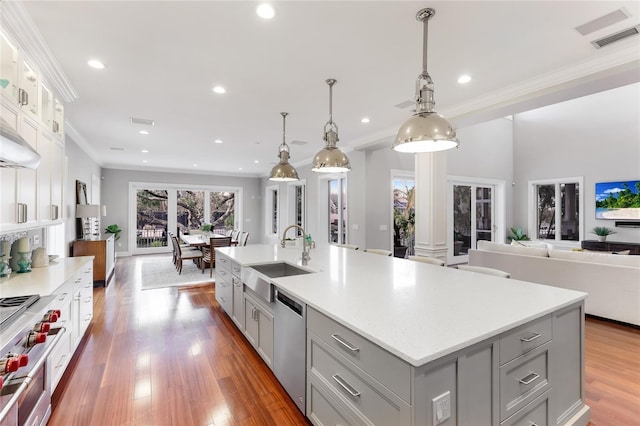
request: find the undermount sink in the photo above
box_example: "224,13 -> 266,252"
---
241,262 -> 312,303
250,262 -> 312,278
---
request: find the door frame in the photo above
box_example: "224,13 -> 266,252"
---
446,176 -> 506,265
128,182 -> 243,255
389,169 -> 415,254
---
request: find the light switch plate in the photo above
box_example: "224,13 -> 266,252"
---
432,391 -> 451,425
379,224 -> 388,231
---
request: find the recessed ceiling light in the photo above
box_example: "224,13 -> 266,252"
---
238,167 -> 243,171
212,86 -> 226,94
193,164 -> 198,167
457,74 -> 472,84
361,117 -> 370,123
214,139 -> 223,144
88,59 -> 105,69
256,4 -> 275,19
142,160 -> 148,163
254,160 -> 260,164
139,130 -> 149,135
141,149 -> 149,153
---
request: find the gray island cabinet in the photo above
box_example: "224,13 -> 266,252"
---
216,244 -> 589,426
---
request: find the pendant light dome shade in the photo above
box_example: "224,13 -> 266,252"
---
312,79 -> 351,173
393,8 -> 458,153
269,112 -> 299,181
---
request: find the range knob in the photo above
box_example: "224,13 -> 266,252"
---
26,331 -> 47,347
17,354 -> 28,367
33,322 -> 51,333
42,310 -> 60,322
0,357 -> 20,374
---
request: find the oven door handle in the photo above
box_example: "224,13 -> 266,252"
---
0,327 -> 67,423
27,327 -> 67,380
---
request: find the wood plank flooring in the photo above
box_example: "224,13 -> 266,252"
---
49,255 -> 640,426
50,255 -> 309,426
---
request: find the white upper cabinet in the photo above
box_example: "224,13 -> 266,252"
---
0,32 -> 19,103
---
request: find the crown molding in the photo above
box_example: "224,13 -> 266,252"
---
442,44 -> 640,121
65,121 -> 103,166
1,1 -> 78,103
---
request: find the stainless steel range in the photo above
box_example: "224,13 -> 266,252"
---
0,294 -> 66,426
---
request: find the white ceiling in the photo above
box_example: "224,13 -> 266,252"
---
18,1 -> 640,177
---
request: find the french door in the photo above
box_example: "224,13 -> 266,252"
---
447,178 -> 504,264
129,183 -> 241,255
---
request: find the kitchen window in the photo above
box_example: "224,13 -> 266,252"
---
328,178 -> 347,244
266,185 -> 279,236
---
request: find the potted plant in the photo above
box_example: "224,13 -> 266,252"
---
104,224 -> 122,241
201,223 -> 212,237
507,227 -> 530,243
591,226 -> 615,242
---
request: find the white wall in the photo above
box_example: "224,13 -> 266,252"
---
513,82 -> 640,243
101,168 -> 262,253
63,137 -> 102,255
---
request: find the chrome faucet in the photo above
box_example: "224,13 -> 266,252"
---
281,225 -> 311,266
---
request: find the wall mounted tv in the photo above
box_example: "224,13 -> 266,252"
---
595,180 -> 640,220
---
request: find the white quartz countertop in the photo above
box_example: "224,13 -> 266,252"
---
218,244 -> 587,367
0,257 -> 93,298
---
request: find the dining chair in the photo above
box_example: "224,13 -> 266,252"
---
230,230 -> 240,246
171,235 -> 204,274
336,244 -> 359,250
408,255 -> 445,266
456,264 -> 510,278
363,248 -> 393,257
201,236 -> 232,277
238,231 -> 249,246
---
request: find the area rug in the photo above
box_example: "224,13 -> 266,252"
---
139,254 -> 213,291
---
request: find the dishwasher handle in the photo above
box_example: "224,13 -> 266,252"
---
275,290 -> 304,317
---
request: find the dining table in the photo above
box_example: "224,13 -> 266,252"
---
180,233 -> 229,247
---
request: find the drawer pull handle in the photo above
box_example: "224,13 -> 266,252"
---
331,334 -> 360,353
518,372 -> 540,385
332,374 -> 361,398
55,354 -> 67,369
520,332 -> 541,343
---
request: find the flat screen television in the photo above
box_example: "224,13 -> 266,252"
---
595,180 -> 640,220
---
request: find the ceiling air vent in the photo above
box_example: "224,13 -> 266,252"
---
575,9 -> 630,36
290,140 -> 309,146
129,117 -> 156,126
591,25 -> 640,49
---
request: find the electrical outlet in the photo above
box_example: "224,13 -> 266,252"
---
32,235 -> 40,246
432,391 -> 451,425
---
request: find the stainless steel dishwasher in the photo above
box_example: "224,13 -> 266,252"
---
273,288 -> 306,414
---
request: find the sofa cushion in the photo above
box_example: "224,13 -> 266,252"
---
548,249 -> 640,268
477,240 -> 549,257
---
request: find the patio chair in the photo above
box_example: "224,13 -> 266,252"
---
230,230 -> 240,246
201,236 -> 232,277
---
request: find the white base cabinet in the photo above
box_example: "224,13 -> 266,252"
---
243,291 -> 273,369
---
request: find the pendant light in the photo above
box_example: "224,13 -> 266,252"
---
312,79 -> 351,173
393,8 -> 459,153
269,112 -> 299,181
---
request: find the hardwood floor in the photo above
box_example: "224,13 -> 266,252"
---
50,256 -> 309,426
50,255 -> 640,426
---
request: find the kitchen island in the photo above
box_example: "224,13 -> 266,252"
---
216,244 -> 590,426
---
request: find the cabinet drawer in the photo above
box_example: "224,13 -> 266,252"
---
230,260 -> 241,278
216,254 -> 232,273
308,377 -> 356,426
500,315 -> 551,365
215,265 -> 232,283
308,307 -> 411,403
500,342 -> 551,421
215,273 -> 232,312
501,390 -> 549,426
49,330 -> 71,392
309,335 -> 411,425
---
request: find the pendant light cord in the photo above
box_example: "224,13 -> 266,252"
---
281,112 -> 288,148
324,79 -> 339,146
422,15 -> 429,77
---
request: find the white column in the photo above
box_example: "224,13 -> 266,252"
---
413,152 -> 448,261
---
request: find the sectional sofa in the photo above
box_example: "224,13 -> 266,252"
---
469,240 -> 640,326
